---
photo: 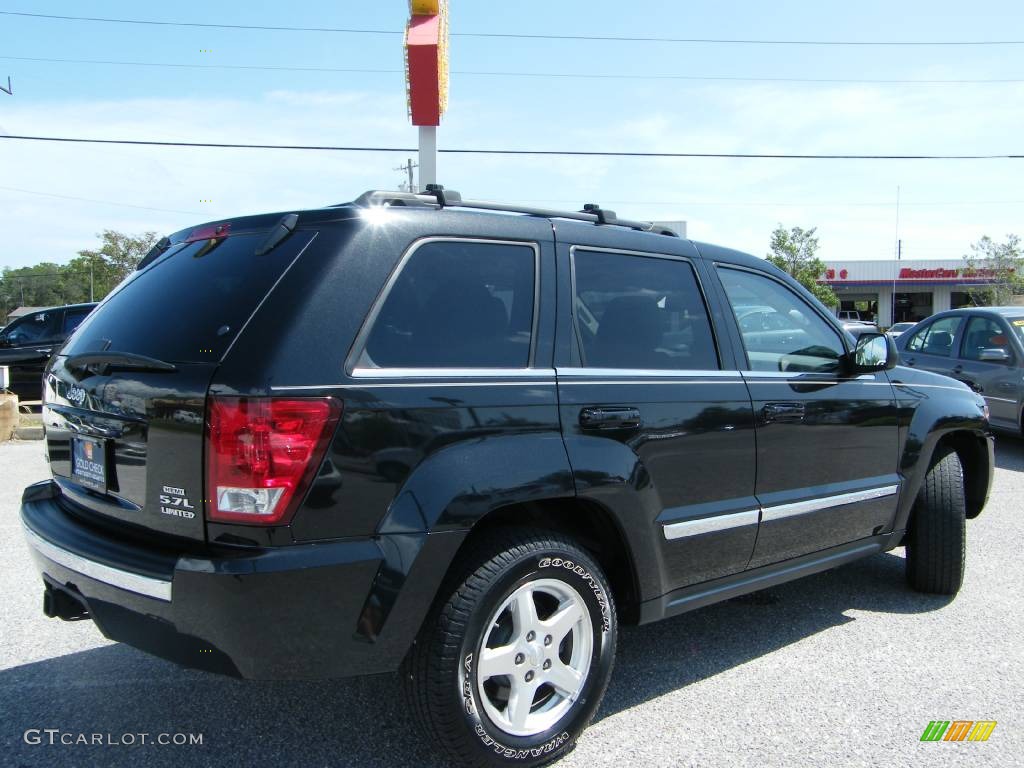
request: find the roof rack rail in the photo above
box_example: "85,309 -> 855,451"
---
347,186 -> 680,237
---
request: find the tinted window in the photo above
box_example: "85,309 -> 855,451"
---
361,241 -> 536,368
572,250 -> 717,370
64,232 -> 314,363
961,316 -> 1013,362
62,307 -> 92,334
1,310 -> 60,344
1013,317 -> 1024,345
718,267 -> 845,373
905,316 -> 963,357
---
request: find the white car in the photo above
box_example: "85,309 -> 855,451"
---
887,321 -> 917,339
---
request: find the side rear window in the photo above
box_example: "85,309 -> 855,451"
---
359,240 -> 537,369
572,249 -> 718,370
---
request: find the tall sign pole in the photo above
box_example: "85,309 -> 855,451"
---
404,0 -> 449,188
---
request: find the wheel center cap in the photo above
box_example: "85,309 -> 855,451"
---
524,644 -> 542,668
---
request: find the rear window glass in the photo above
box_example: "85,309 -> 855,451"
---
359,240 -> 536,368
63,232 -> 313,363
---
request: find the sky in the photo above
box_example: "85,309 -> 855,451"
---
0,0 -> 1022,270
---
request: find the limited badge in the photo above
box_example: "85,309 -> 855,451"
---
159,485 -> 197,520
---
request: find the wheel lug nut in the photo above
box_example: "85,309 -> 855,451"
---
515,653 -> 524,665
526,631 -> 535,641
543,660 -> 551,670
525,671 -> 534,682
544,635 -> 552,646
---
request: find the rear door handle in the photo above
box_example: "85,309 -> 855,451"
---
763,402 -> 806,423
904,357 -> 916,367
579,406 -> 642,430
35,348 -> 53,355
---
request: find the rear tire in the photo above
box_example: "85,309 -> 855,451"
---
906,447 -> 966,595
403,528 -> 617,768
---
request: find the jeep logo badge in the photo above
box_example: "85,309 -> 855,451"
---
67,386 -> 87,406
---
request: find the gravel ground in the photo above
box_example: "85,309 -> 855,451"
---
1,437 -> 1021,767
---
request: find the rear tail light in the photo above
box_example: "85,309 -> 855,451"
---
205,396 -> 341,525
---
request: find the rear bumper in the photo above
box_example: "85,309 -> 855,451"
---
20,480 -> 465,680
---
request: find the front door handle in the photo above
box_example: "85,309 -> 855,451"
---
35,348 -> 53,355
579,406 -> 642,430
904,356 -> 916,367
763,402 -> 806,423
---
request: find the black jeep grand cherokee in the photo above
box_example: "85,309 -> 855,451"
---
22,188 -> 993,767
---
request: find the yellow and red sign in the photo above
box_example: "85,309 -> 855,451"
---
404,0 -> 449,126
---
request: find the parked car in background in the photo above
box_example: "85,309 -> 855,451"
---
841,320 -> 880,339
0,303 -> 96,400
837,310 -> 863,321
886,321 -> 917,339
896,307 -> 1024,436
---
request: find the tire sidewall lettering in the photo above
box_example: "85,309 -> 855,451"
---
538,557 -> 612,633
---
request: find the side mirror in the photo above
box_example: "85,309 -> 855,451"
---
978,347 -> 1011,363
851,332 -> 897,373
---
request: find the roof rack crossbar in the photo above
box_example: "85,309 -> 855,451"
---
349,189 -> 679,237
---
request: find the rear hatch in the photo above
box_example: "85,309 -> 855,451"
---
44,222 -> 317,543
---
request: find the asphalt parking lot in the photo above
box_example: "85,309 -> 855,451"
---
1,438 -> 1021,768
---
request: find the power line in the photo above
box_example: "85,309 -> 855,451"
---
515,197 -> 1024,208
0,184 -> 202,215
1,134 -> 1020,160
4,55 -> 1022,85
2,11 -> 1022,46
3,186 -> 1020,212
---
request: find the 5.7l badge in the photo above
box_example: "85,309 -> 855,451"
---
159,485 -> 196,520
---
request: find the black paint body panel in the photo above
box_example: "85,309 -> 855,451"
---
19,201 -> 995,680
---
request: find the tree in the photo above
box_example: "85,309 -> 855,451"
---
73,229 -> 158,300
963,234 -> 1023,306
766,225 -> 838,308
0,229 -> 157,318
0,263 -> 69,312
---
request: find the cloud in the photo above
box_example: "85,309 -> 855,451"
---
1,79 -> 1022,269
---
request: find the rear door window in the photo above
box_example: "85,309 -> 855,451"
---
905,316 -> 963,357
62,307 -> 92,335
572,249 -> 718,370
358,239 -> 537,369
63,232 -> 315,363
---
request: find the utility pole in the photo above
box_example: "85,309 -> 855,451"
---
891,186 -> 901,326
394,158 -> 418,192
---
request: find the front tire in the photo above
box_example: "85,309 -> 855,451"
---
403,529 -> 617,768
906,447 -> 966,595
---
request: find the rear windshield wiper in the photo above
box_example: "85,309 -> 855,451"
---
65,352 -> 178,375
